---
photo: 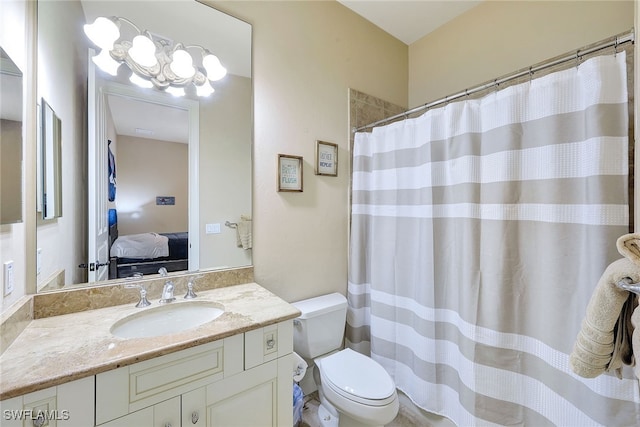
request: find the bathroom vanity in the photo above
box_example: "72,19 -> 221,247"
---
0,282 -> 300,427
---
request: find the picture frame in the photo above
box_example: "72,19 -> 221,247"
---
315,140 -> 338,176
278,154 -> 303,192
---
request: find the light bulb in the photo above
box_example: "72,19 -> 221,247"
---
202,53 -> 227,81
84,17 -> 120,50
92,50 -> 121,76
129,73 -> 153,88
166,86 -> 185,97
170,49 -> 195,79
196,81 -> 215,97
128,35 -> 157,67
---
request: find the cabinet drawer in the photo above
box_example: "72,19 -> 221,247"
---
129,343 -> 223,404
245,321 -> 293,369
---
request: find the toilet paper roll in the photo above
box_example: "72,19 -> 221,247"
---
292,351 -> 308,382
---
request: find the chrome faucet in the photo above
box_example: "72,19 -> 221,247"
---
124,283 -> 151,308
184,281 -> 198,299
157,267 -> 175,303
159,280 -> 176,303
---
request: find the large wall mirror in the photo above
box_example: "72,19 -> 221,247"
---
36,0 -> 252,292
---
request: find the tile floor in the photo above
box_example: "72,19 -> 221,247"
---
299,393 -> 424,427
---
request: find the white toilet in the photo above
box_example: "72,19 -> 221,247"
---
292,293 -> 399,427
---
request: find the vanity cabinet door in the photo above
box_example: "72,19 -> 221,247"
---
98,406 -> 153,427
98,396 -> 179,427
205,356 -> 292,427
153,396 -> 180,427
0,376 -> 94,427
182,387 -> 206,426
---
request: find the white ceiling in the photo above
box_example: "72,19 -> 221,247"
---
338,0 -> 483,45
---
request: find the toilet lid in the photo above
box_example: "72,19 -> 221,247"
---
319,348 -> 395,401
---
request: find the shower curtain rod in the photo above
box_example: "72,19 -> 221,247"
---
353,29 -> 635,133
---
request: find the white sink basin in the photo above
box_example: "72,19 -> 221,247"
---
111,301 -> 224,339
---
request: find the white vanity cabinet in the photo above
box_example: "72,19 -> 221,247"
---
0,376 -> 95,427
95,321 -> 294,427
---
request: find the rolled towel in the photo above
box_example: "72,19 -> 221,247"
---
235,215 -> 252,250
617,233 -> 640,267
570,257 -> 639,378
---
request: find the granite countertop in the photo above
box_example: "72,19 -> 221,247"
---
0,282 -> 301,400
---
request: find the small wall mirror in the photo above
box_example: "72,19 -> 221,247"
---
0,47 -> 23,225
39,98 -> 62,220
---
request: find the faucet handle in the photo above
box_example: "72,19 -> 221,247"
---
158,267 -> 168,277
184,281 -> 198,299
125,283 -> 151,308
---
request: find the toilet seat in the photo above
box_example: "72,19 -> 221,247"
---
316,348 -> 396,406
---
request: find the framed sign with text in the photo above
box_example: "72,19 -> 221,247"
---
315,140 -> 338,176
278,154 -> 303,192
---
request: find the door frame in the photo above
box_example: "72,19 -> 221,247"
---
87,60 -> 199,282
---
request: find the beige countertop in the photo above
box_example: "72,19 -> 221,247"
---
0,282 -> 301,400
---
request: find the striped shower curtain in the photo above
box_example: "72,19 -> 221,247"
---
347,52 -> 640,426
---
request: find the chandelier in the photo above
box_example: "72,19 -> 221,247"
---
83,16 -> 227,97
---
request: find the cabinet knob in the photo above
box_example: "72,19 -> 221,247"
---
165,423 -> 172,427
192,411 -> 200,424
266,338 -> 276,349
32,414 -> 46,427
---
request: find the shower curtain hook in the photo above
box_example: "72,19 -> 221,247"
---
528,66 -> 534,82
575,50 -> 581,69
614,38 -> 619,56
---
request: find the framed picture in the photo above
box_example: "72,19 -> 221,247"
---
278,154 -> 303,192
315,140 -> 338,176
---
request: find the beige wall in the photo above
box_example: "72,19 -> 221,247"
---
211,0 -> 409,302
115,136 -> 189,236
409,1 -> 634,108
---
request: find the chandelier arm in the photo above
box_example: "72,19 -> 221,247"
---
114,16 -> 144,34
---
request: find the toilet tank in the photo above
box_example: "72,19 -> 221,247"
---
291,293 -> 348,359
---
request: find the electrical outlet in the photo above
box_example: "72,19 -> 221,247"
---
4,260 -> 15,296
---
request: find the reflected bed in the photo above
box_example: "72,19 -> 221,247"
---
108,222 -> 188,279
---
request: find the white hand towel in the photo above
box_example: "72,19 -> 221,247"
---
236,215 -> 252,250
570,257 -> 639,378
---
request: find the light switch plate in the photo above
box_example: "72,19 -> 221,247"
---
205,223 -> 221,234
4,260 -> 14,296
